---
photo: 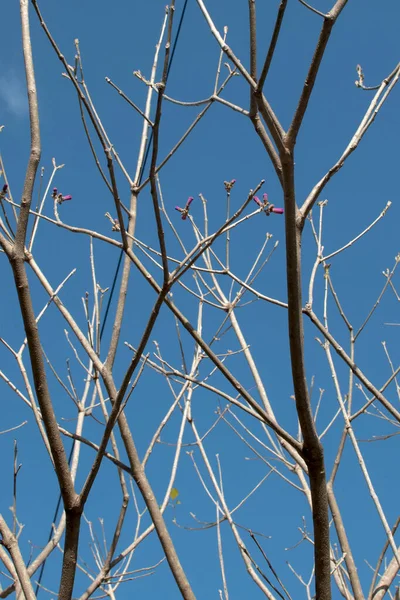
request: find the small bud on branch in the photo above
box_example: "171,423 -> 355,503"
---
175,196 -> 194,220
253,193 -> 284,216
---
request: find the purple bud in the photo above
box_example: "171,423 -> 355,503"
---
175,206 -> 183,212
230,179 -> 236,184
62,194 -> 72,201
253,196 -> 262,207
186,196 -> 194,208
53,187 -> 58,195
271,207 -> 284,215
2,184 -> 8,193
263,193 -> 268,203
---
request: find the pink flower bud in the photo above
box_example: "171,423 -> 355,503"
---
253,196 -> 262,207
62,195 -> 72,201
224,179 -> 236,192
271,207 -> 284,214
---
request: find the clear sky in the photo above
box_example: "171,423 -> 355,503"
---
1,1 -> 400,598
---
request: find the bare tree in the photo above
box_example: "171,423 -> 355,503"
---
0,1 -> 399,598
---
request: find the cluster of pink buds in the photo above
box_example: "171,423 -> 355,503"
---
253,193 -> 284,217
224,179 -> 236,192
0,184 -> 8,200
52,187 -> 72,204
175,196 -> 194,220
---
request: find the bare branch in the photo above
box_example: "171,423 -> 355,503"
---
15,0 -> 41,252
0,515 -> 35,600
286,1 -> 349,150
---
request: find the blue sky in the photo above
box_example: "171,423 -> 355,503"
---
1,1 -> 400,598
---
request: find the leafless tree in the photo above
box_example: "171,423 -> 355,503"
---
0,1 -> 399,598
